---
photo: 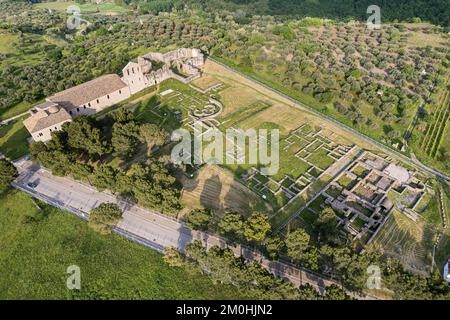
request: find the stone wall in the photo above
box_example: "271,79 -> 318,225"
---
32,119 -> 72,142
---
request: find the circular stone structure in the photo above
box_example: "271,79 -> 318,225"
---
189,96 -> 223,120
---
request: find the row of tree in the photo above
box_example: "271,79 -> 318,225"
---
29,109 -> 182,216
202,207 -> 450,299
0,159 -> 18,194
164,241 -> 350,300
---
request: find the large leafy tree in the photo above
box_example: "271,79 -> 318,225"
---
70,162 -> 93,183
92,165 -> 117,192
65,117 -> 109,157
89,202 -> 123,234
139,123 -> 167,155
297,284 -> 322,300
285,228 -> 310,261
186,208 -> 212,231
218,211 -> 244,239
265,236 -> 284,260
185,240 -> 207,264
111,121 -> 140,159
112,108 -> 135,123
243,212 -> 271,243
323,284 -> 350,300
128,162 -> 182,216
29,141 -> 48,161
315,206 -> 338,244
39,150 -> 75,177
163,247 -> 184,267
0,159 -> 18,194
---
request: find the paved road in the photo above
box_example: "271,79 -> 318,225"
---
13,158 -> 337,294
208,57 -> 450,182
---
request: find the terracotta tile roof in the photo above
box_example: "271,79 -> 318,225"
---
48,74 -> 127,110
23,104 -> 72,133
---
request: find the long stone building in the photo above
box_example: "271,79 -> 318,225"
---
24,74 -> 130,142
23,48 -> 204,142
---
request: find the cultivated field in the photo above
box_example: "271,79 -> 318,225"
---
372,210 -> 436,275
421,88 -> 449,158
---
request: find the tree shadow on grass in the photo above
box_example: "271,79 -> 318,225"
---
0,121 -> 29,160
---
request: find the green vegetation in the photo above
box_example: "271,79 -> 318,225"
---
89,202 -> 123,234
1,0 -> 449,175
1,0 -> 449,300
285,228 -> 310,261
120,0 -> 450,27
0,118 -> 30,160
217,211 -> 245,240
29,110 -> 183,217
0,190 -> 252,299
243,212 -> 272,243
182,240 -> 348,300
412,84 -> 450,174
421,90 -> 449,158
186,208 -> 212,231
308,149 -> 334,170
139,123 -> 167,156
34,1 -> 130,14
0,158 -> 18,194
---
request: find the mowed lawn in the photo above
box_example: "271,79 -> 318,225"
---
0,118 -> 30,160
0,190 -> 248,299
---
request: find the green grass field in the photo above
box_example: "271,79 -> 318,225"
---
0,118 -> 30,160
0,32 -> 18,55
34,2 -> 129,14
0,190 -> 248,299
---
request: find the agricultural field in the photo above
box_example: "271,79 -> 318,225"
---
410,80 -> 450,174
0,190 -> 250,299
0,29 -> 67,120
372,209 -> 436,276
